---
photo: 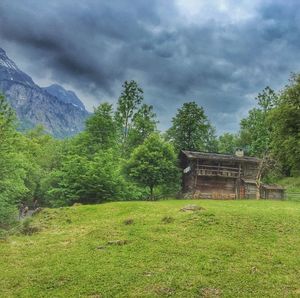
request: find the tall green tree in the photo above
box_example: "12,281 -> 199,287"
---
239,87 -> 277,157
17,126 -> 65,204
125,134 -> 180,199
0,94 -> 15,144
166,102 -> 217,152
270,75 -> 300,176
238,87 -> 279,194
218,133 -> 239,154
0,95 -> 27,228
85,103 -> 117,151
115,80 -> 143,143
127,104 -> 157,151
204,126 -> 218,152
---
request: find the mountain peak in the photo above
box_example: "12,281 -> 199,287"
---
44,84 -> 86,110
0,48 -> 34,86
0,48 -> 89,137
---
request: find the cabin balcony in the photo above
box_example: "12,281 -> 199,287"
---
196,165 -> 240,178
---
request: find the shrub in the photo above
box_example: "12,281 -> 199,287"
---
21,218 -> 41,235
0,198 -> 17,230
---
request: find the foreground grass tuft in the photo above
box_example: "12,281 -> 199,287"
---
1,200 -> 300,297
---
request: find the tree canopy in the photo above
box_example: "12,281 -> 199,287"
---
239,87 -> 277,157
269,75 -> 300,176
115,80 -> 144,144
166,102 -> 217,152
125,134 -> 180,199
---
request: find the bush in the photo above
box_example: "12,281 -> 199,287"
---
0,198 -> 17,230
21,218 -> 41,235
42,150 -> 141,206
0,229 -> 8,241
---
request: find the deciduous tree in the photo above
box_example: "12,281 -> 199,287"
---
218,133 -> 239,154
115,80 -> 143,143
127,104 -> 157,152
269,75 -> 300,176
239,87 -> 277,157
85,103 -> 117,151
166,102 -> 217,152
125,134 -> 180,199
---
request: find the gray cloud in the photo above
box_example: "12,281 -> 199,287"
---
1,0 -> 300,134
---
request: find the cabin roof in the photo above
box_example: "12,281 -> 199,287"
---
261,184 -> 285,190
181,150 -> 261,163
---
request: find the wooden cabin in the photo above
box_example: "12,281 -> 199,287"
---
180,150 -> 262,199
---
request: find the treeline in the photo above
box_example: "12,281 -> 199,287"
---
218,75 -> 300,178
0,75 -> 299,230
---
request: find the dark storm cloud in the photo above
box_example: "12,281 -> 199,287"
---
0,0 -> 163,93
1,0 -> 300,133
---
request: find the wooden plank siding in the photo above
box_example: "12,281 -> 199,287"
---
195,176 -> 236,199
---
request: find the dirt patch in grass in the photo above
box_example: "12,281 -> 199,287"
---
161,216 -> 175,224
123,218 -> 134,225
107,239 -> 128,246
199,287 -> 222,297
180,204 -> 206,212
153,285 -> 175,296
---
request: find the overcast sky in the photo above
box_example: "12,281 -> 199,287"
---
1,0 -> 300,134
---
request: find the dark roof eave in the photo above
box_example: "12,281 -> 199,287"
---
181,150 -> 261,163
261,184 -> 285,190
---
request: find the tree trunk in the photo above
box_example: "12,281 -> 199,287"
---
255,158 -> 264,200
255,152 -> 274,200
149,186 -> 154,200
255,180 -> 261,200
124,117 -> 128,140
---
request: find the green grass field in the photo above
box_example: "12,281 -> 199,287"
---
1,200 -> 300,297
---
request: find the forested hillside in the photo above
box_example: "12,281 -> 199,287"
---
0,75 -> 299,233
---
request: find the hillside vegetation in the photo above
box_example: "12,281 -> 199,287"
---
278,176 -> 300,194
1,74 -> 300,230
1,200 -> 300,297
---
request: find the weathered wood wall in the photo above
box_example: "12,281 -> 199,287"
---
243,183 -> 257,199
194,176 -> 236,199
261,189 -> 284,200
243,163 -> 259,179
196,176 -> 235,194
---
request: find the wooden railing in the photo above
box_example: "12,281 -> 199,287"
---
196,165 -> 240,178
288,193 -> 300,200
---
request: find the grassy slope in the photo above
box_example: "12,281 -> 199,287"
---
278,176 -> 300,192
277,176 -> 300,201
1,200 -> 300,297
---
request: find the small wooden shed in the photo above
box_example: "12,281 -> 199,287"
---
260,184 -> 285,200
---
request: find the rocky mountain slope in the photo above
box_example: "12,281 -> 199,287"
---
43,84 -> 86,111
0,48 -> 89,138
